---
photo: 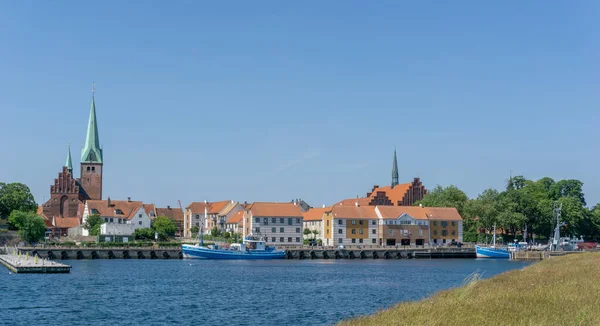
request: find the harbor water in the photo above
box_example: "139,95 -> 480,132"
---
0,259 -> 530,325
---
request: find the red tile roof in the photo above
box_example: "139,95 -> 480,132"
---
143,204 -> 156,217
156,206 -> 184,222
53,217 -> 80,228
186,201 -> 210,212
227,210 -> 244,224
302,207 -> 330,221
377,205 -> 429,220
86,200 -> 144,220
335,198 -> 371,206
331,205 -> 378,219
208,200 -> 231,214
367,183 -> 411,205
426,207 -> 462,221
247,202 -> 303,217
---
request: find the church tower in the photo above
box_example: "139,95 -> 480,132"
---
391,147 -> 399,188
80,89 -> 103,200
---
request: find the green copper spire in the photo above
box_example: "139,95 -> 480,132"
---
81,88 -> 103,163
391,147 -> 399,188
65,142 -> 73,172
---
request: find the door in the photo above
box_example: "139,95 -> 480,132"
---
416,239 -> 424,246
401,239 -> 410,246
386,239 -> 396,246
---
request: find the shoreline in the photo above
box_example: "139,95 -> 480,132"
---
339,253 -> 600,325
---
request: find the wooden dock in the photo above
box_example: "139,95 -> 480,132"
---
0,254 -> 71,273
510,250 -> 589,261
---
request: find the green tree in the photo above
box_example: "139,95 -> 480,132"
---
416,185 -> 471,228
152,216 -> 178,237
0,182 -> 37,222
303,228 -> 312,238
210,226 -> 222,237
9,210 -> 46,243
466,188 -> 500,236
83,214 -> 105,236
134,227 -> 155,240
311,229 -> 319,239
549,180 -> 586,206
191,226 -> 199,237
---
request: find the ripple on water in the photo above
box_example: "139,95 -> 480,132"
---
0,259 -> 530,325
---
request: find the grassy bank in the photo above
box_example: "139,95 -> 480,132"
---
340,253 -> 600,326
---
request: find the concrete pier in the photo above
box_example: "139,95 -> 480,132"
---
0,254 -> 71,273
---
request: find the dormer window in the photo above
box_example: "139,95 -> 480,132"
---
115,209 -> 123,215
91,209 -> 99,215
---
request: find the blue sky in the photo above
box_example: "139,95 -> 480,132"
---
1,1 -> 598,208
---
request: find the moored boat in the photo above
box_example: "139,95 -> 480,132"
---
476,224 -> 509,259
182,235 -> 286,260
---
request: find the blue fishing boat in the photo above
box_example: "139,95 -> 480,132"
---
182,235 -> 285,259
476,225 -> 509,259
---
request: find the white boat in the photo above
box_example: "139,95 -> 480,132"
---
476,225 -> 509,259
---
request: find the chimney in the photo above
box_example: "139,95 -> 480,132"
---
419,204 -> 423,208
127,197 -> 131,202
167,205 -> 171,209
355,202 -> 359,207
107,197 -> 111,207
322,204 -> 325,208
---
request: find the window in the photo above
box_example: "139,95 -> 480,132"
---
296,237 -> 300,243
280,227 -> 284,232
359,239 -> 363,243
87,167 -> 91,171
272,218 -> 276,223
351,229 -> 356,234
139,214 -> 142,218
115,209 -> 123,215
92,166 -> 95,171
441,221 -> 448,227
280,218 -> 284,223
288,218 -> 292,225
272,227 -> 276,233
296,218 -> 300,223
139,221 -> 142,225
255,217 -> 260,223
433,221 -> 437,226
452,221 -> 456,226
372,239 -> 376,244
359,229 -> 363,235
452,230 -> 455,236
338,238 -> 343,244
280,237 -> 284,242
442,230 -> 448,236
434,230 -> 438,235
326,229 -> 329,234
296,228 -> 300,233
255,227 -> 260,233
272,237 -> 276,242
263,219 -> 268,225
403,230 -> 408,236
338,220 -> 343,225
91,209 -> 99,214
327,220 -> 330,226
352,220 -> 356,225
288,237 -> 292,242
418,229 -> 423,236
389,229 -> 393,236
371,220 -> 376,225
372,229 -> 376,234
338,229 -> 343,234
359,220 -> 363,225
351,239 -> 356,243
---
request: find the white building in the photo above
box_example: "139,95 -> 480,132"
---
243,202 -> 304,246
81,198 -> 152,236
302,205 -> 330,243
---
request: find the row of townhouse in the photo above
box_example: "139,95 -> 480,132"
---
302,203 -> 463,247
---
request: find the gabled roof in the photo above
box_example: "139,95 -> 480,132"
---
247,202 -> 303,217
376,206 -> 429,220
335,197 -> 371,206
218,201 -> 239,216
143,204 -> 156,217
186,201 -> 210,212
86,200 -> 144,220
302,207 -> 330,222
156,206 -> 184,222
53,217 -> 80,228
227,210 -> 244,224
330,205 -> 378,219
367,183 -> 411,205
426,207 -> 462,221
208,200 -> 231,214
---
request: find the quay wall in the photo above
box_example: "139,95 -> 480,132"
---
284,247 -> 475,259
18,247 -> 183,260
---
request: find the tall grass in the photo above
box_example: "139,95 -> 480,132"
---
340,253 -> 600,326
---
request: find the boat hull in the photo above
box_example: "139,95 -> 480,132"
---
475,245 -> 510,259
182,245 -> 286,260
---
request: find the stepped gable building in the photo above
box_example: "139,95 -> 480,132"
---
336,149 -> 427,207
41,90 -> 104,223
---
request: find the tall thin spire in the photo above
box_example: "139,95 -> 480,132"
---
65,142 -> 73,172
391,147 -> 399,188
81,84 -> 103,163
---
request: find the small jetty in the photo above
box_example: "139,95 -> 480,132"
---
0,248 -> 71,273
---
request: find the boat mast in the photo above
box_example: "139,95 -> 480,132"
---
552,202 -> 562,251
492,224 -> 496,248
200,200 -> 207,247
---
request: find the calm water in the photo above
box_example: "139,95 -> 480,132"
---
0,259 -> 530,326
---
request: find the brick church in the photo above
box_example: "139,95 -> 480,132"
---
41,90 -> 104,229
